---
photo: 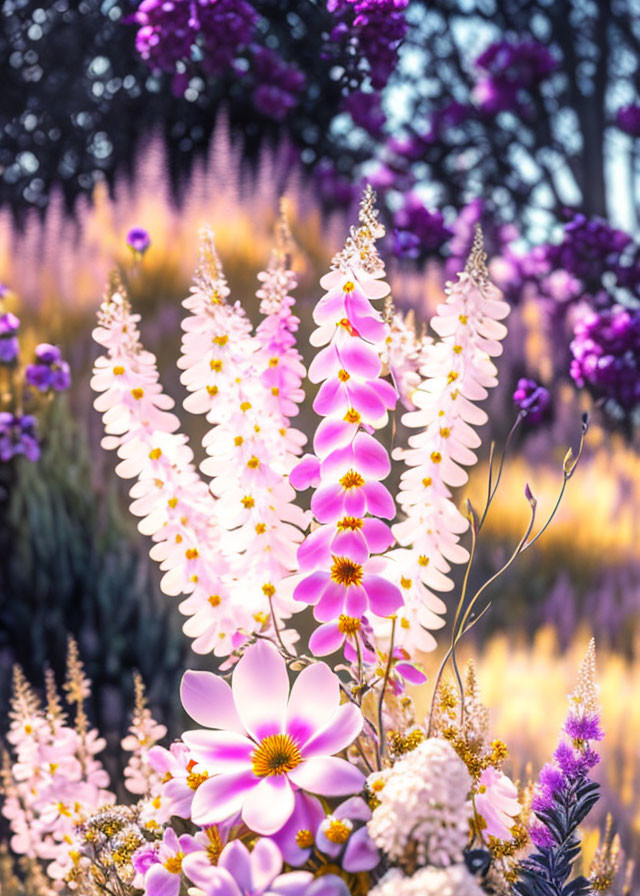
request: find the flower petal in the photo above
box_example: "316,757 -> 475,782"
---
288,756 -> 364,797
303,703 -> 363,759
144,864 -> 181,896
233,641 -> 290,740
241,774 -> 296,835
249,838 -> 283,892
308,622 -> 345,657
182,858 -> 241,896
218,841 -> 253,892
362,575 -> 403,617
180,671 -> 244,734
286,662 -> 340,748
181,730 -> 254,773
190,770 -> 257,827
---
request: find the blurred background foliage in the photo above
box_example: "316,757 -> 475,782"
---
1,0 -> 640,876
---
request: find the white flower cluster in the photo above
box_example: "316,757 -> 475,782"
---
369,864 -> 485,896
367,738 -> 472,867
381,307 -> 431,410
380,226 -> 510,656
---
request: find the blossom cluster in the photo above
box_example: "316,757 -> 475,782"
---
0,287 -> 70,463
473,40 -> 557,115
1,192 -> 616,896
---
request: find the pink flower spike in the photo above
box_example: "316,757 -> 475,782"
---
179,642 -> 364,836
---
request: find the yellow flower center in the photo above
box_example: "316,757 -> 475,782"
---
234,436 -> 244,446
439,427 -> 450,438
430,451 -> 442,463
210,359 -> 223,372
113,365 -> 125,375
207,385 -> 219,396
340,469 -> 365,490
447,371 -> 458,384
400,577 -> 412,590
337,615 -> 361,636
186,771 -> 209,790
241,495 -> 255,508
185,548 -> 199,560
338,369 -> 350,382
418,555 -> 429,566
240,401 -> 252,412
324,818 -> 352,844
295,829 -> 314,849
208,595 -> 221,607
459,314 -> 468,324
269,357 -> 279,367
247,456 -> 260,469
149,447 -> 162,460
344,408 -> 361,424
336,516 -> 363,531
255,523 -> 266,534
131,388 -> 144,400
205,827 -> 224,864
251,734 -> 302,778
453,344 -> 462,354
213,334 -> 228,346
262,583 -> 276,598
330,556 -> 363,588
164,853 -> 184,874
343,281 -> 355,293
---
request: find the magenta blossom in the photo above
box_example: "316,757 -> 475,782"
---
183,838 -> 312,896
180,641 -> 364,835
315,796 -> 379,872
133,827 -> 199,896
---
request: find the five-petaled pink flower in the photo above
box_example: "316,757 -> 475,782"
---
180,641 -> 364,835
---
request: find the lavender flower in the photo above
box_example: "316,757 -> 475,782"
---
0,311 -> 20,364
392,195 -> 452,257
126,227 -> 151,255
516,641 -> 602,895
0,412 -> 39,462
251,47 -> 306,121
25,343 -> 71,393
513,377 -> 550,423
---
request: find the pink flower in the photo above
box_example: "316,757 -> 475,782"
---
184,839 -> 312,896
180,641 -> 364,835
293,555 -> 402,622
474,766 -> 521,840
133,827 -> 199,896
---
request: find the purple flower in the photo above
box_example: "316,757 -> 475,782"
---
314,797 -> 379,872
513,377 -> 551,423
0,312 -> 20,364
326,0 -> 408,90
182,839 -> 313,896
0,413 -> 39,463
570,304 -> 640,412
342,91 -> 386,137
131,0 -> 256,92
474,40 -> 557,115
25,343 -> 71,393
616,104 -> 640,137
251,47 -> 306,121
565,714 -> 604,742
126,227 -> 151,255
392,195 -> 452,256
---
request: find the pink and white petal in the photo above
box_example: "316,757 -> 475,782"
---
249,838 -> 283,892
361,518 -> 394,553
288,756 -> 364,797
353,432 -> 390,478
313,581 -> 347,622
241,775 -> 296,835
342,487 -> 367,518
233,641 -> 290,740
190,770 -> 258,827
344,585 -> 368,619
303,702 -> 363,759
362,481 -> 395,518
348,381 -> 386,421
286,662 -> 340,747
271,872 -> 315,895
180,671 -> 244,733
144,864 -> 181,896
289,454 -> 321,491
297,528 -> 332,571
311,483 -> 344,522
218,841 -> 253,892
293,571 -> 330,606
182,856 -> 242,896
308,344 -> 339,383
314,417 -> 353,457
308,622 -> 345,657
362,574 -> 403,617
181,730 -> 255,772
313,378 -> 345,416
330,528 -> 368,565
337,338 -> 381,379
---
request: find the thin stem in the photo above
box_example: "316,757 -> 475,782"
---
267,596 -> 290,657
477,412 -> 524,531
377,616 -> 397,767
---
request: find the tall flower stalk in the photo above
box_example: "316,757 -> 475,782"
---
290,187 -> 402,659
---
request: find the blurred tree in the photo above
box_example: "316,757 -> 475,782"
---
1,0 -> 640,243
